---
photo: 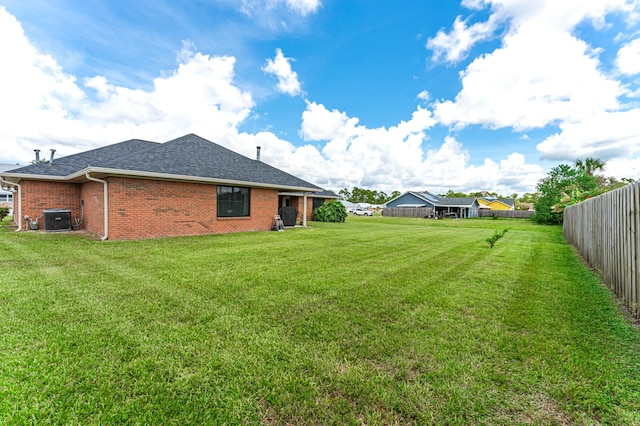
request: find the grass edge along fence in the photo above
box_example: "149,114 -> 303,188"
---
563,182 -> 640,319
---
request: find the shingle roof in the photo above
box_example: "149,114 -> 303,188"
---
387,191 -> 478,208
3,134 -> 321,191
436,197 -> 478,207
6,139 -> 159,177
415,191 -> 440,203
412,192 -> 478,207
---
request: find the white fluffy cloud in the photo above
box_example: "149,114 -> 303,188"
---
0,7 -> 255,162
427,14 -> 502,63
434,27 -> 622,130
295,101 -> 542,194
262,49 -> 303,96
617,37 -> 640,75
0,5 -> 577,195
536,109 -> 640,160
300,101 -> 358,141
428,0 -> 640,178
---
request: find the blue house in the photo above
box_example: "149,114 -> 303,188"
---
385,191 -> 479,218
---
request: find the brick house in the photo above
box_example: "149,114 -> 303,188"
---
0,134 -> 337,240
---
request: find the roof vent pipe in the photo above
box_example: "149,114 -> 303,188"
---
34,149 -> 40,163
256,146 -> 261,161
50,149 -> 56,164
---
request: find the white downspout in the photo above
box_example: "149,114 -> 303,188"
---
0,178 -> 21,231
85,173 -> 108,241
302,192 -> 308,227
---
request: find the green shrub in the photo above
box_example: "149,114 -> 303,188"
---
312,200 -> 347,222
0,207 -> 9,222
485,228 -> 509,248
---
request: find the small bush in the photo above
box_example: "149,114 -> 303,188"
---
313,200 -> 347,223
0,207 -> 9,222
486,228 -> 509,248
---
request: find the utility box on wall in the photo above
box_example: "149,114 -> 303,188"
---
43,209 -> 72,232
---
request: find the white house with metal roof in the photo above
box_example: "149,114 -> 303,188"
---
0,164 -> 20,216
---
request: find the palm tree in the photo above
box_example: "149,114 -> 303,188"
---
575,157 -> 606,176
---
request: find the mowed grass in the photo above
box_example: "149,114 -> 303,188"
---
1,216 -> 639,425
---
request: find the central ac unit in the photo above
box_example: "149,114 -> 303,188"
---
43,209 -> 72,232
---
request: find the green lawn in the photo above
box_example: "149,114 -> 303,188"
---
1,216 -> 639,425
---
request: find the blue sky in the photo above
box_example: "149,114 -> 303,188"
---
1,0 -> 639,196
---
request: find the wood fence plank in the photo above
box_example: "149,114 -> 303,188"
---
564,182 -> 640,318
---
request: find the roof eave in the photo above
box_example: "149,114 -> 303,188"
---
2,166 -> 321,192
279,191 -> 338,197
74,167 -> 322,192
0,172 -> 68,183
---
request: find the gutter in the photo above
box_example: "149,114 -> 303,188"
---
85,173 -> 108,241
1,168 -> 323,193
0,177 -> 21,231
70,168 -> 324,193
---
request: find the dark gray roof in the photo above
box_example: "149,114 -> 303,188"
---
387,191 -> 478,208
6,139 -> 159,176
3,134 -> 321,191
416,191 -> 440,203
436,197 -> 478,207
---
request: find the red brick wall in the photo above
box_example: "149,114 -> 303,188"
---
17,177 -> 282,239
81,180 -> 105,236
294,197 -> 330,223
106,178 -> 279,240
19,180 -> 82,229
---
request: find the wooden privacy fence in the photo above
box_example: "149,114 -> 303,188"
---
563,182 -> 640,318
382,207 -> 434,218
478,209 -> 534,219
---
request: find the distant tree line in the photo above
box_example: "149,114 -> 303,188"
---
339,187 -> 534,207
339,158 -> 635,224
338,187 -> 401,204
439,190 -> 516,199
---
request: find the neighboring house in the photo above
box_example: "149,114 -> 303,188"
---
338,199 -> 358,212
478,197 -> 515,211
357,202 -> 384,213
0,134 -> 334,240
339,201 -> 384,214
385,191 -> 479,218
0,164 -> 19,215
